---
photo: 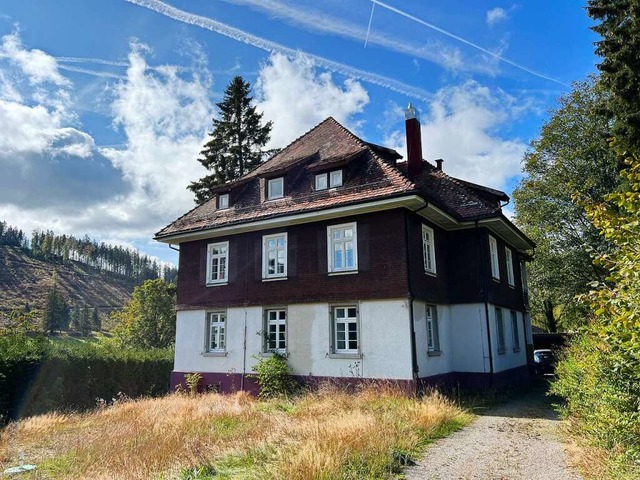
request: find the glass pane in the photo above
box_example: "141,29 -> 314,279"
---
348,308 -> 356,318
211,258 -> 219,279
277,238 -> 284,247
334,250 -> 343,269
348,322 -> 357,332
219,258 -> 226,278
337,340 -> 345,350
337,323 -> 345,332
344,228 -> 353,238
333,230 -> 342,240
348,340 -> 357,350
268,239 -> 276,248
279,311 -> 286,320
335,308 -> 345,318
345,248 -> 353,268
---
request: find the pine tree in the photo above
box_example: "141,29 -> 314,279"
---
71,304 -> 81,332
81,304 -> 91,336
188,76 -> 274,204
92,306 -> 101,332
41,273 -> 69,335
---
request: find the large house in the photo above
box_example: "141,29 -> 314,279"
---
155,106 -> 535,393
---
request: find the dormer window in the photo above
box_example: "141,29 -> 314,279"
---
315,173 -> 328,190
329,170 -> 343,187
267,177 -> 284,200
218,193 -> 229,210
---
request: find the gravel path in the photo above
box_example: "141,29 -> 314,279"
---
406,387 -> 582,480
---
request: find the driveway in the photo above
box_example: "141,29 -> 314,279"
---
406,385 -> 582,480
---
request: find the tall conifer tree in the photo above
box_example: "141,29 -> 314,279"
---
188,76 -> 273,204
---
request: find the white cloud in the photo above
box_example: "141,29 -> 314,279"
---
384,81 -> 528,191
0,32 -> 69,86
256,53 -> 369,148
486,7 -> 508,27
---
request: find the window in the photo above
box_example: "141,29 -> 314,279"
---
505,247 -> 514,287
267,177 -> 284,200
511,310 -> 520,352
315,173 -> 328,190
489,235 -> 500,280
327,222 -> 357,272
422,225 -> 437,274
264,309 -> 286,353
495,307 -> 506,354
332,305 -> 358,354
262,233 -> 287,279
206,311 -> 226,352
207,242 -> 229,284
218,193 -> 229,209
426,305 -> 440,354
329,170 -> 343,188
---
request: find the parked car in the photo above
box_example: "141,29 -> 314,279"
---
533,349 -> 556,375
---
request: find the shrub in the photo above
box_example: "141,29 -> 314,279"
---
251,353 -> 298,398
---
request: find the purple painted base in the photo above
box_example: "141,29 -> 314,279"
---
171,365 -> 530,396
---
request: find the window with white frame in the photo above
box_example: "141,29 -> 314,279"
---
489,235 -> 500,280
422,225 -> 437,274
218,193 -> 229,210
264,309 -> 287,353
511,310 -> 520,352
315,173 -> 328,190
505,247 -> 515,287
329,170 -> 343,188
332,305 -> 358,354
327,222 -> 357,272
426,304 -> 440,354
267,177 -> 284,200
207,242 -> 229,284
206,311 -> 226,352
262,233 -> 287,279
495,307 -> 506,354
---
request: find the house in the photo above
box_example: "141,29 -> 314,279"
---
155,105 -> 535,393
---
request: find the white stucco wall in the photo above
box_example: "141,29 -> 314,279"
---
174,299 -> 414,380
449,303 -> 491,373
413,300 -> 453,377
488,306 -> 528,373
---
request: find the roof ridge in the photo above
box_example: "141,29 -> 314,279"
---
434,169 -> 502,210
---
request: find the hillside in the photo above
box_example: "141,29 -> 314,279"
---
0,245 -> 134,317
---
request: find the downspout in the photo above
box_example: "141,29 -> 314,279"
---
169,244 -> 180,252
241,307 -> 248,391
476,221 -> 494,386
405,209 -> 419,394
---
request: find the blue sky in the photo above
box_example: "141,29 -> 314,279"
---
0,0 -> 597,264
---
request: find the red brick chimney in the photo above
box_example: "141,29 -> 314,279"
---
405,103 -> 423,177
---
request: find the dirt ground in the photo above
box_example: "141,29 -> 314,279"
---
406,384 -> 582,480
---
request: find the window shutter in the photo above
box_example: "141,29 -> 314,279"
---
288,233 -> 297,277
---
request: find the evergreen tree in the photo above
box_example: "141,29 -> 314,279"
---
188,76 -> 273,204
71,304 -> 81,332
91,306 -> 101,332
41,273 -> 69,334
81,304 -> 91,336
587,0 -> 640,152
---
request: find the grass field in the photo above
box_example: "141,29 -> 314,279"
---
0,385 -> 471,479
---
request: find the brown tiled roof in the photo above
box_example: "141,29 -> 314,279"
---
155,117 -> 507,239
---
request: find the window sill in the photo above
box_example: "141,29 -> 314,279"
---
497,349 -> 506,355
259,351 -> 289,358
425,270 -> 437,277
206,282 -> 228,287
328,353 -> 361,359
508,284 -> 515,289
427,350 -> 442,357
262,276 -> 288,282
265,196 -> 284,202
201,351 -> 227,357
492,277 -> 501,283
328,270 -> 358,276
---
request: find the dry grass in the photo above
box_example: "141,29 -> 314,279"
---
0,384 -> 471,480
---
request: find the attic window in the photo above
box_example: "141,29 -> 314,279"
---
267,177 -> 284,200
329,170 -> 343,187
316,170 -> 342,191
218,193 -> 229,210
315,173 -> 328,191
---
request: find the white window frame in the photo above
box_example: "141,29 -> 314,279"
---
315,173 -> 328,191
505,247 -> 515,287
218,193 -> 229,210
267,177 -> 284,200
329,170 -> 343,188
264,308 -> 287,354
206,241 -> 229,285
422,225 -> 437,275
495,307 -> 506,354
331,305 -> 359,354
511,310 -> 520,352
206,311 -> 226,353
327,222 -> 358,273
426,304 -> 440,355
489,235 -> 500,280
262,233 -> 287,279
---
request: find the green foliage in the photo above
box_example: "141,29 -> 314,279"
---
42,273 -> 70,334
251,353 -> 298,398
513,78 -> 619,330
112,279 -> 176,349
588,0 -> 640,153
188,76 -> 274,204
184,372 -> 203,395
92,306 -> 101,331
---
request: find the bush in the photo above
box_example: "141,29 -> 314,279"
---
251,353 -> 298,398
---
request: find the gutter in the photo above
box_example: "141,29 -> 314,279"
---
476,221 -> 494,385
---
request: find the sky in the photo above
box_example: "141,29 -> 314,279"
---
0,0 -> 598,265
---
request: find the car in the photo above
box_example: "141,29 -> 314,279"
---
533,349 -> 556,375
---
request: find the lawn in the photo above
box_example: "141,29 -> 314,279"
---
0,385 -> 471,479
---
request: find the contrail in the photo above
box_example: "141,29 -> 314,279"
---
56,56 -> 129,67
364,2 -> 376,48
58,65 -> 125,79
125,0 -> 431,100
370,0 -> 568,86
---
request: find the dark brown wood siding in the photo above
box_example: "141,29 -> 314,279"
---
177,209 -> 410,308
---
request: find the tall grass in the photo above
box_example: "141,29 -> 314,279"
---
0,384 -> 470,479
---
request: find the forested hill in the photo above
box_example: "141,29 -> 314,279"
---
0,245 -> 135,315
